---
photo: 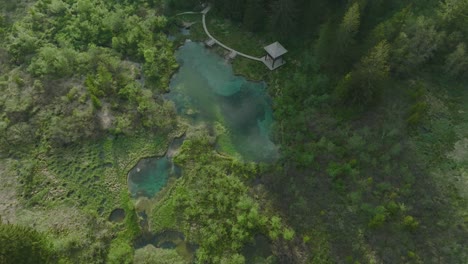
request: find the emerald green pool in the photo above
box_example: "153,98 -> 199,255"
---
128,157 -> 170,198
167,41 -> 278,162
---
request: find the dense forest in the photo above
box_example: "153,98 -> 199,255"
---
0,0 -> 467,263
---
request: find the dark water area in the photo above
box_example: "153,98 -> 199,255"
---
134,230 -> 196,260
108,208 -> 126,223
134,230 -> 184,249
242,234 -> 274,263
166,41 -> 278,162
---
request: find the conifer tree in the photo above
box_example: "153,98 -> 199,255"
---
337,2 -> 361,52
269,0 -> 297,39
243,0 -> 266,32
336,40 -> 390,107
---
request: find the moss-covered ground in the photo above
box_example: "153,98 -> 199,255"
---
2,123 -> 186,263
146,125 -> 292,263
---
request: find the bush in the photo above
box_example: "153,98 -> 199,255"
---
0,223 -> 53,264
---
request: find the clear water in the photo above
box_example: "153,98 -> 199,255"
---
128,136 -> 184,198
128,157 -> 170,198
166,42 -> 278,162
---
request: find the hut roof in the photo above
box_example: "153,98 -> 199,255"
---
264,42 -> 287,59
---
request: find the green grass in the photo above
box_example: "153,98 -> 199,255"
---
216,133 -> 239,157
206,16 -> 265,57
150,183 -> 182,233
8,130 -> 184,262
145,128 -> 289,262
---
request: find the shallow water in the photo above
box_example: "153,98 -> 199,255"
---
166,42 -> 278,162
134,230 -> 196,261
128,136 -> 184,198
128,157 -> 170,198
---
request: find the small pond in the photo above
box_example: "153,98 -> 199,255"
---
108,208 -> 126,223
127,137 -> 184,198
134,230 -> 196,261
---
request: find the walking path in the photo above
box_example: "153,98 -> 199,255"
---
177,6 -> 264,63
176,11 -> 199,16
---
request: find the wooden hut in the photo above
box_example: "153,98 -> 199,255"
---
263,42 -> 287,70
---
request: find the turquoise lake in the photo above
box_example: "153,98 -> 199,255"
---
166,41 -> 278,162
128,41 -> 277,198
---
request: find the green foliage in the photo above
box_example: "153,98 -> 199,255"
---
438,0 -> 468,23
220,253 -> 245,264
445,43 -> 468,78
167,0 -> 200,13
406,81 -> 428,128
269,0 -> 297,39
139,38 -> 178,90
243,0 -> 266,32
314,20 -> 335,67
1,0 -> 467,263
336,40 -> 390,107
402,215 -> 419,231
107,237 -> 133,264
338,2 -> 361,51
133,245 -> 186,264
153,133 -> 285,263
213,0 -> 246,21
283,228 -> 295,240
391,16 -> 444,75
28,45 -> 78,77
368,206 -> 388,229
369,6 -> 412,44
1,0 -> 177,147
0,223 -> 54,264
150,194 -> 179,233
121,191 -> 142,240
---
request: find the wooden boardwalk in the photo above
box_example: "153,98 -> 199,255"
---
201,6 -> 263,62
176,11 -> 200,16
177,6 -> 264,63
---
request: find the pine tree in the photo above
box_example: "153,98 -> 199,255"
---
269,0 -> 297,39
243,0 -> 266,32
214,0 -> 246,21
337,2 -> 361,52
391,16 -> 443,75
445,43 -> 468,78
336,40 -> 390,107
